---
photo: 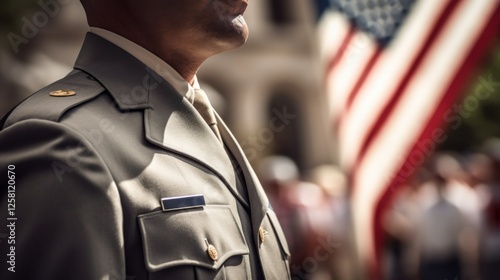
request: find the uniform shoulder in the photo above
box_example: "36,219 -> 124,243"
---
2,70 -> 105,129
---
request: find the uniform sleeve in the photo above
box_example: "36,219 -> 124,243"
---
0,119 -> 125,280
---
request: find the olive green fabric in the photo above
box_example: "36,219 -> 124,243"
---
0,33 -> 291,280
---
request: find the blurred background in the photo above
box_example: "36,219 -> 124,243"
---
1,0 -> 499,279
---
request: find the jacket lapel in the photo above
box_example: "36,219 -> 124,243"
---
144,83 -> 244,204
74,33 -> 246,205
216,113 -> 269,244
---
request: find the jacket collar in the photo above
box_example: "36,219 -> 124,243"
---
75,33 -> 151,110
74,33 -> 249,206
89,28 -> 198,100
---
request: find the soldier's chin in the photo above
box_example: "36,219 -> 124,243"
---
210,14 -> 249,51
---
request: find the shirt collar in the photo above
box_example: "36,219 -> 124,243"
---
89,27 -> 199,101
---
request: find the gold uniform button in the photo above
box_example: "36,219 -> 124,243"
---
204,240 -> 218,261
207,244 -> 219,261
259,227 -> 268,244
49,90 -> 76,97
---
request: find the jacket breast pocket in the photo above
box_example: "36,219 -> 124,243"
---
137,205 -> 250,280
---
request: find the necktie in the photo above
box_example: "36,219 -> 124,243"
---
192,88 -> 223,144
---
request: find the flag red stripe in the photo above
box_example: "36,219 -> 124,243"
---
351,0 -> 460,174
371,5 -> 500,279
325,25 -> 356,76
345,47 -> 382,110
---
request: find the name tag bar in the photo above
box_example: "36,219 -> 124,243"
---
161,194 -> 206,212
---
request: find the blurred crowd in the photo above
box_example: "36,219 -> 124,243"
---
383,139 -> 500,280
257,156 -> 354,280
257,139 -> 500,280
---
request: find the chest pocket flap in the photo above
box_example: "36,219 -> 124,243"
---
138,205 -> 249,272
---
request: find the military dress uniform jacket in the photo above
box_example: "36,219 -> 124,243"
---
0,33 -> 291,280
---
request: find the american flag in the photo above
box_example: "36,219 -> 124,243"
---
317,0 -> 500,277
